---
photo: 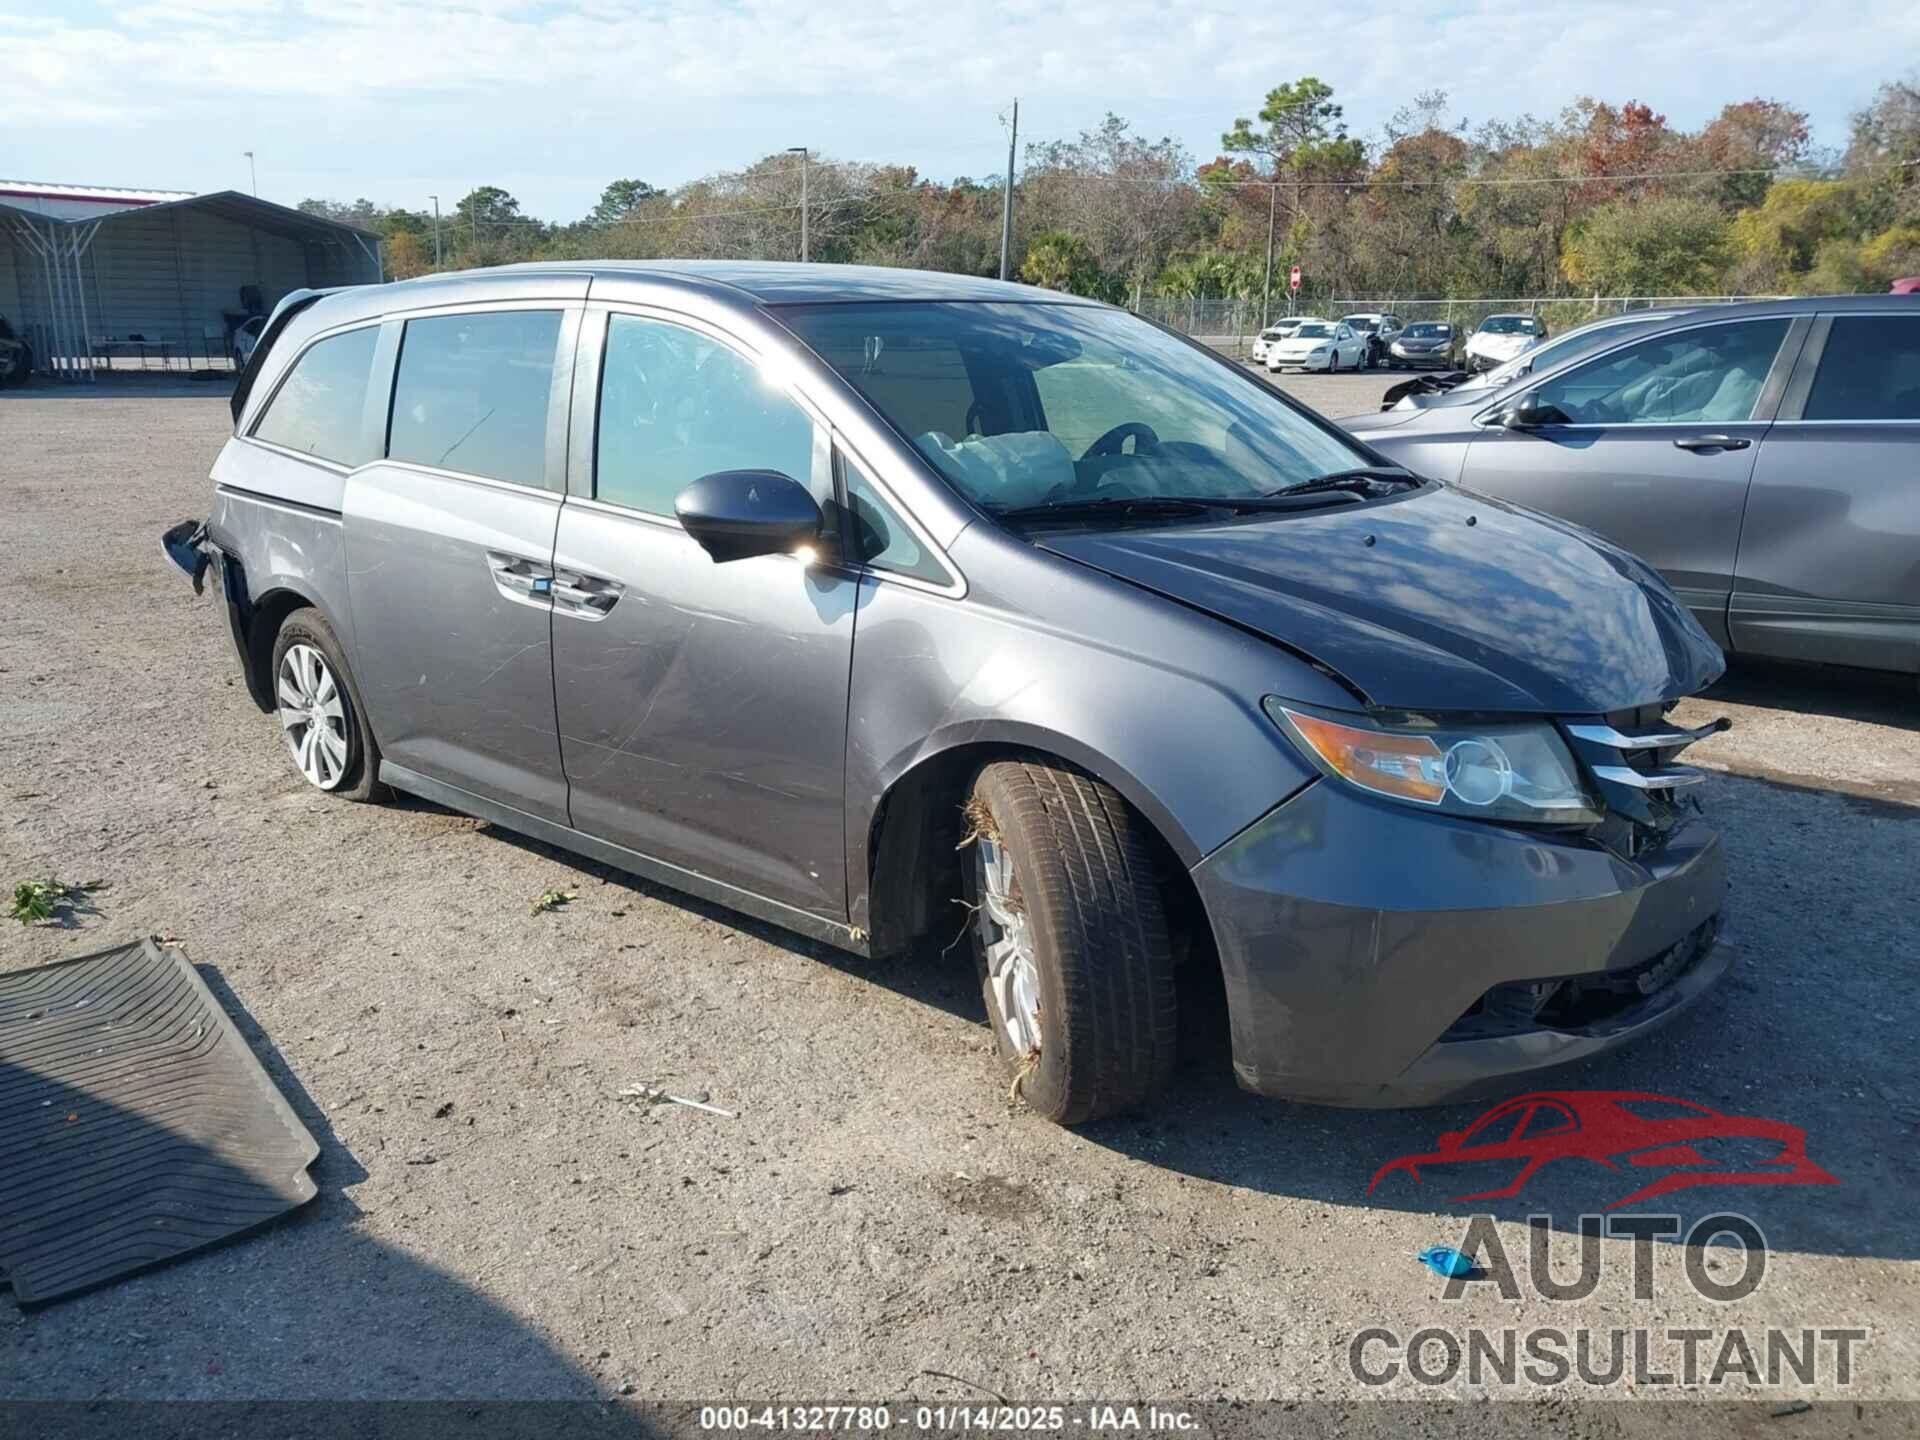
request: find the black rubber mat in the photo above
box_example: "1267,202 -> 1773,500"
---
0,938 -> 319,1305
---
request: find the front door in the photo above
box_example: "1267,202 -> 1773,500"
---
1459,316 -> 1799,644
1731,311 -> 1920,671
343,303 -> 581,822
551,309 -> 857,918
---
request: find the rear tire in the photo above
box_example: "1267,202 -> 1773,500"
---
270,608 -> 384,802
962,757 -> 1177,1125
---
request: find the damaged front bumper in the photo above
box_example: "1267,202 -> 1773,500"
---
1193,779 -> 1729,1107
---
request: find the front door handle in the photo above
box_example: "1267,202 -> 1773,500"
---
486,551 -> 554,609
550,568 -> 624,620
1672,434 -> 1751,452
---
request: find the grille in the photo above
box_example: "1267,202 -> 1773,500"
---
1561,706 -> 1730,838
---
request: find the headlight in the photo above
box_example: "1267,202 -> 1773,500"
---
1264,700 -> 1599,824
1310,346 -> 1330,356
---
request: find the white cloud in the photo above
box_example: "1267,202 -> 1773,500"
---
2,0 -> 1913,211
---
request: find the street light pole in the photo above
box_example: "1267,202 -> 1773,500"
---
786,147 -> 810,262
1260,182 -> 1276,329
244,151 -> 257,197
998,98 -> 1019,281
430,195 -> 442,268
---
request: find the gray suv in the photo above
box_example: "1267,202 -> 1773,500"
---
167,262 -> 1731,1123
1346,297 -> 1920,677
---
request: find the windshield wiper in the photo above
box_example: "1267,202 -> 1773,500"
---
1265,467 -> 1423,499
991,495 -> 1224,523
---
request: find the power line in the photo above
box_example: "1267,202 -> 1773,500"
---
1066,157 -> 1920,191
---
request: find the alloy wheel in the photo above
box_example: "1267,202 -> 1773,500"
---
277,643 -> 350,791
974,835 -> 1042,1057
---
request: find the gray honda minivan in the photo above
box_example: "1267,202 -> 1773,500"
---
166,261 -> 1731,1124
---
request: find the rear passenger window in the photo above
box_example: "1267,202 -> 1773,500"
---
387,310 -> 562,488
1804,315 -> 1920,420
251,326 -> 378,466
596,314 -> 816,516
841,453 -> 952,586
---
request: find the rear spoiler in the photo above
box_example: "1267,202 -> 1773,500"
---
229,288 -> 337,426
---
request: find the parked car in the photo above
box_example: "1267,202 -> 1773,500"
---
232,315 -> 266,369
1464,313 -> 1547,372
1387,321 -> 1456,369
166,262 -> 1730,1124
1891,276 -> 1920,295
1249,318 -> 1307,364
0,314 -> 31,386
1265,318 -> 1369,373
1341,312 -> 1403,368
1346,295 -> 1920,677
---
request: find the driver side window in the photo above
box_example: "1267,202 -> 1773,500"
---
1531,319 -> 1790,426
595,314 -> 817,517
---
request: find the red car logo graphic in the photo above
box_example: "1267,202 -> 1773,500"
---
1368,1091 -> 1838,1210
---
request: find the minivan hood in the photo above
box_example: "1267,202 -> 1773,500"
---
1036,486 -> 1723,714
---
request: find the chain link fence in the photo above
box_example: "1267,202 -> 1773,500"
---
1142,295 -> 1786,358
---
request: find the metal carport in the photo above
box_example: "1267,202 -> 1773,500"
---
0,188 -> 382,382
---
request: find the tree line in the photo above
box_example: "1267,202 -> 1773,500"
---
300,74 -> 1920,315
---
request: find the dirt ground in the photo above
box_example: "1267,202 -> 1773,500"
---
1,371 -> 1916,1415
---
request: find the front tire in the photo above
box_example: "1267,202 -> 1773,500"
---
962,758 -> 1177,1125
270,608 -> 383,801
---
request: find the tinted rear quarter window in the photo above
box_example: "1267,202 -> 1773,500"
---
1804,314 -> 1920,420
388,310 -> 562,487
251,325 -> 379,466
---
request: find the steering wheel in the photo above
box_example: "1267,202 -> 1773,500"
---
1081,422 -> 1161,461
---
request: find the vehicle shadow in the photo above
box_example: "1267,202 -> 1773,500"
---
1702,656 -> 1919,733
0,956 -> 657,1417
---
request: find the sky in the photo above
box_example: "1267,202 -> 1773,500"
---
3,0 -> 1915,222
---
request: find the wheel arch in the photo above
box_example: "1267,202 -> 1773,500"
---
220,554 -> 346,715
857,725 -> 1205,960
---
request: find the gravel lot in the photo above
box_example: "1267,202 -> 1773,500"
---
2,372 -> 1916,1413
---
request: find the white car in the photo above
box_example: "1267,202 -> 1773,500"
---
1341,312 -> 1403,368
1264,319 -> 1368,373
1248,319 -> 1307,365
1462,313 -> 1547,372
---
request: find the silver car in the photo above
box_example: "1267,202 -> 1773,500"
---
166,262 -> 1733,1122
1347,296 -> 1920,677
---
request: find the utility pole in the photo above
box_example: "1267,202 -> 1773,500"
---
1260,182 -> 1276,328
998,99 -> 1019,281
244,151 -> 257,197
787,147 -> 810,262
429,195 -> 442,268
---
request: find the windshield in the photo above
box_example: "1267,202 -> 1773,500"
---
1479,316 -> 1541,336
1404,323 -> 1450,338
1343,317 -> 1378,332
777,302 -> 1368,512
1293,323 -> 1334,338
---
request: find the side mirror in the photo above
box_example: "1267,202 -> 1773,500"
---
1498,392 -> 1567,429
674,470 -> 823,565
